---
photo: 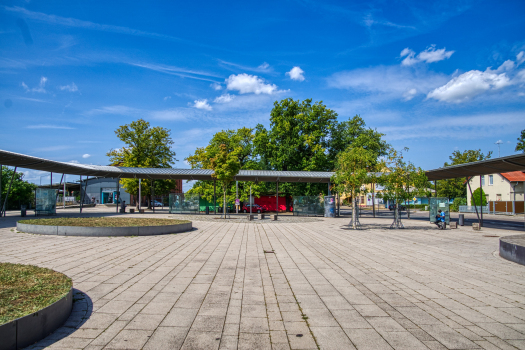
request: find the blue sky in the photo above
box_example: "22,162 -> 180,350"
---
1,0 -> 524,189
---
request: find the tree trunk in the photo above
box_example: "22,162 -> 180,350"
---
352,190 -> 357,229
223,189 -> 227,218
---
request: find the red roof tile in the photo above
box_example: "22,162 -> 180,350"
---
501,171 -> 525,181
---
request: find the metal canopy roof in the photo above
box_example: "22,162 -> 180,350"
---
0,149 -> 334,183
425,153 -> 525,181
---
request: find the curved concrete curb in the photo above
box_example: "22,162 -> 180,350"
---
0,288 -> 73,350
499,235 -> 525,266
16,222 -> 192,237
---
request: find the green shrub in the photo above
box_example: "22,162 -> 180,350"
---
470,188 -> 487,206
450,197 -> 467,212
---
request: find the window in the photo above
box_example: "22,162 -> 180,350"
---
489,175 -> 493,185
481,175 -> 485,186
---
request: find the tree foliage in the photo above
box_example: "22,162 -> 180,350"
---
1,166 -> 37,210
470,187 -> 487,206
253,98 -> 388,198
332,147 -> 377,229
516,129 -> 525,153
437,149 -> 492,199
378,148 -> 429,214
186,128 -> 264,209
106,119 -> 178,205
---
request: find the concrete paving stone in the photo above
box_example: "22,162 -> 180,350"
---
331,309 -> 372,329
284,321 -> 311,336
125,313 -> 166,330
43,336 -> 93,349
310,326 -> 356,350
407,328 -> 436,341
240,316 -> 270,333
191,315 -> 226,332
269,320 -> 286,330
223,322 -> 239,336
67,328 -> 104,338
238,332 -> 272,350
476,322 -> 525,340
483,337 -> 521,350
281,310 -> 304,323
395,306 -> 442,325
96,299 -> 135,315
105,329 -> 153,349
287,332 -> 317,350
354,304 -> 389,317
344,328 -> 394,350
78,312 -> 119,329
381,331 -> 430,350
89,320 -> 129,346
160,307 -> 199,327
181,330 -> 222,350
143,326 -> 189,350
140,301 -> 174,315
199,303 -> 229,316
300,308 -> 339,327
419,324 -> 480,349
219,335 -> 239,350
271,330 -> 289,343
366,316 -> 406,332
117,302 -> 146,321
422,340 -> 448,350
507,339 -> 525,350
242,304 -> 268,318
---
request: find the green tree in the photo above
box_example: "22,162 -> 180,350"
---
378,148 -> 428,225
332,146 -> 376,229
186,128 -> 266,209
106,119 -> 178,207
185,129 -> 244,217
516,129 -> 525,153
470,187 -> 487,206
1,166 -> 37,210
437,149 -> 492,199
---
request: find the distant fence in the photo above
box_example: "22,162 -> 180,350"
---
488,201 -> 524,215
459,205 -> 489,213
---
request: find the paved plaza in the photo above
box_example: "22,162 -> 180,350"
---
1,209 -> 525,350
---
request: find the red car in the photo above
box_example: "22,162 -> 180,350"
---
241,204 -> 265,213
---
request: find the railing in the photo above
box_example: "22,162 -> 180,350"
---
459,205 -> 489,213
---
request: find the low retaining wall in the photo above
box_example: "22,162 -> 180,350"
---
0,288 -> 73,350
499,235 -> 525,266
17,222 -> 192,237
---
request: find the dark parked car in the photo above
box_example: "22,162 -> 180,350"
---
241,204 -> 265,213
389,204 -> 406,211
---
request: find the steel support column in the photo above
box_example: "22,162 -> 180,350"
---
117,179 -> 120,214
152,180 -> 155,214
214,181 -> 216,215
80,176 -> 82,214
480,176 -> 483,227
138,178 -> 141,212
236,181 -> 238,214
63,174 -> 66,209
466,177 -> 480,224
372,183 -> 376,218
276,182 -> 279,216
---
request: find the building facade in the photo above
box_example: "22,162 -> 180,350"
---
467,171 -> 525,203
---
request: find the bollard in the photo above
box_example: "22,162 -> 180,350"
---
459,214 -> 464,226
21,205 -> 26,217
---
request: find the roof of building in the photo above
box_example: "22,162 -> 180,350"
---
425,153 -> 525,180
0,149 -> 335,183
501,171 -> 525,182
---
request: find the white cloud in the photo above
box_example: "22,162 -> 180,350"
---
27,124 -> 76,129
427,69 -> 511,103
210,82 -> 222,90
328,65 -> 448,101
286,66 -> 305,81
402,88 -> 418,101
517,51 -> 525,66
214,94 -> 234,103
258,62 -> 270,70
86,105 -> 191,121
163,96 -> 171,101
218,60 -> 273,73
58,82 -> 78,92
82,154 -> 91,158
22,76 -> 48,93
225,73 -> 277,94
401,45 -> 454,66
192,99 -> 212,111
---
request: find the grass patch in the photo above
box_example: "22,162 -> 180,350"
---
18,217 -> 190,227
0,263 -> 72,325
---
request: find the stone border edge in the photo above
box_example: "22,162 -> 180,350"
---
0,288 -> 73,350
499,235 -> 525,266
16,222 -> 193,237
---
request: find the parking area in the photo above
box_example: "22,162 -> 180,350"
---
1,208 -> 525,350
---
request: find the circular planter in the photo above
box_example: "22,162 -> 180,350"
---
500,235 -> 525,266
0,288 -> 73,350
17,221 -> 192,237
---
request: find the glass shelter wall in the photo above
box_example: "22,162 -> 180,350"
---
429,197 -> 450,224
35,188 -> 57,216
293,196 -> 324,216
169,193 -> 200,214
